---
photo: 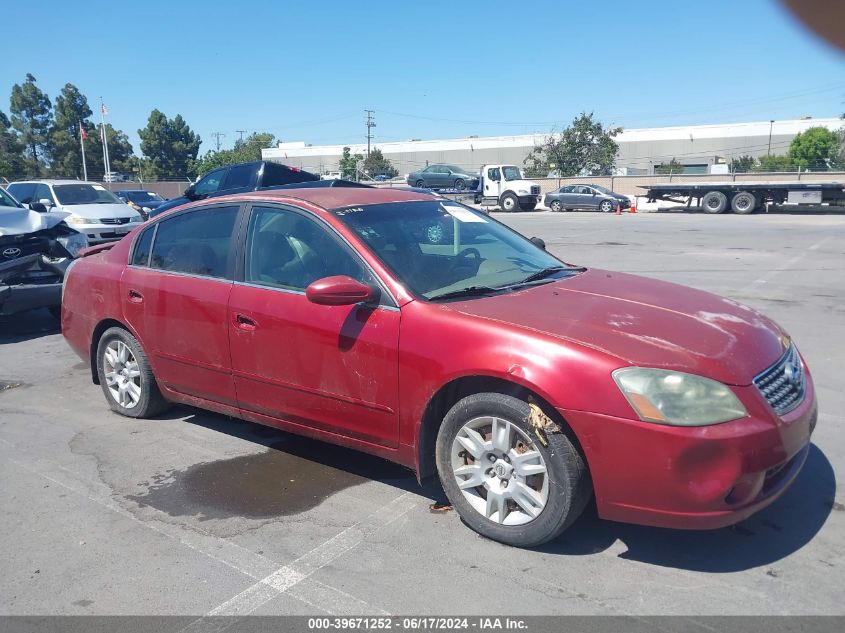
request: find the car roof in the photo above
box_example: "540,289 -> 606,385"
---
11,179 -> 91,185
213,186 -> 436,210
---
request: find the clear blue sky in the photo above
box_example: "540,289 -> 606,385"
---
3,0 -> 844,155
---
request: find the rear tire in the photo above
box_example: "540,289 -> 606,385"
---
500,193 -> 518,212
701,191 -> 728,214
731,191 -> 757,214
435,393 -> 591,547
96,326 -> 170,418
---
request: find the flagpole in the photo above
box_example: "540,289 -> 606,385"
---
100,98 -> 111,187
79,122 -> 88,182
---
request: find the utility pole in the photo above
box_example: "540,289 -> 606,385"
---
212,131 -> 226,151
767,120 -> 774,156
365,110 -> 376,157
236,130 -> 246,143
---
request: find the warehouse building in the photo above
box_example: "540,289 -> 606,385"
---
262,117 -> 842,177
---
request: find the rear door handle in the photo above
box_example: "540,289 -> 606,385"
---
128,289 -> 143,303
234,313 -> 258,331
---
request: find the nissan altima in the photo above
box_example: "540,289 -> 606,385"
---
61,187 -> 816,547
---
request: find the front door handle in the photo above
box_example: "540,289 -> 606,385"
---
128,289 -> 143,303
233,313 -> 258,331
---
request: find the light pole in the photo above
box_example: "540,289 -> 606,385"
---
767,120 -> 774,156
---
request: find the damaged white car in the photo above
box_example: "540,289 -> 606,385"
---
0,187 -> 88,319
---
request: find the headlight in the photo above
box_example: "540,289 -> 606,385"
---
612,367 -> 747,426
65,215 -> 97,225
142,206 -> 151,213
57,231 -> 89,258
517,189 -> 528,195
129,215 -> 143,223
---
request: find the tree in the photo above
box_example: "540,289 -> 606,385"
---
138,110 -> 201,179
753,154 -> 795,172
9,74 -> 53,175
361,148 -> 397,178
787,126 -> 842,170
0,110 -> 27,181
339,146 -> 363,180
49,83 -> 93,179
190,132 -> 275,176
729,155 -> 756,173
654,158 -> 685,175
524,112 -> 621,177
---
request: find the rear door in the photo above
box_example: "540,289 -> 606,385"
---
121,204 -> 241,405
227,204 -> 400,446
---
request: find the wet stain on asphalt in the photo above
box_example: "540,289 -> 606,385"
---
127,435 -> 411,520
0,380 -> 25,392
595,242 -> 629,246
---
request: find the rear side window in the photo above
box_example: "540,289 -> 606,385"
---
149,206 -> 239,278
223,164 -> 253,190
131,226 -> 155,266
7,183 -> 36,203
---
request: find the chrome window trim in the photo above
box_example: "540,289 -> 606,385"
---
233,280 -> 400,312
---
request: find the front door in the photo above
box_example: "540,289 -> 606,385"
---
228,205 -> 400,446
483,167 -> 501,199
121,204 -> 240,405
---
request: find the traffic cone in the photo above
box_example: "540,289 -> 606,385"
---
629,199 -> 637,213
615,201 -> 621,215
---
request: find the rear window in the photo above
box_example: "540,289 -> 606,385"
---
149,206 -> 238,278
223,164 -> 253,190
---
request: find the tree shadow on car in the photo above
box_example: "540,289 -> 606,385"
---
0,308 -> 60,345
537,443 -> 835,572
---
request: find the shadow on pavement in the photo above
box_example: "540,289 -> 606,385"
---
538,443 -> 836,572
0,308 -> 60,344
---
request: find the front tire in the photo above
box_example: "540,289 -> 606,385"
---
549,200 -> 563,212
435,393 -> 591,547
500,193 -> 518,212
599,199 -> 614,213
415,179 -> 426,189
454,178 -> 465,191
96,326 -> 170,418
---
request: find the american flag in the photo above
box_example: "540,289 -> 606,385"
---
101,103 -> 109,116
79,122 -> 87,141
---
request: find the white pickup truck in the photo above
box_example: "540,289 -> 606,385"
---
474,164 -> 541,212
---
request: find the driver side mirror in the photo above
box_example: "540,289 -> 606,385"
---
306,275 -> 379,306
530,237 -> 546,250
30,202 -> 49,213
184,185 -> 197,200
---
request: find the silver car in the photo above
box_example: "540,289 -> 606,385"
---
544,184 -> 630,213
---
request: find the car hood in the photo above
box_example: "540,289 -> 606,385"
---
446,268 -> 787,385
0,206 -> 70,236
149,196 -> 189,217
60,202 -> 140,219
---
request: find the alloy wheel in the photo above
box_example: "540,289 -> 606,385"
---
450,415 -> 549,525
103,340 -> 142,409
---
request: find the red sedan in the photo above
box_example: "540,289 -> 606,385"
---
61,187 -> 817,547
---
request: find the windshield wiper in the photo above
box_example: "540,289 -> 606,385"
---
512,265 -> 587,286
428,285 -> 504,301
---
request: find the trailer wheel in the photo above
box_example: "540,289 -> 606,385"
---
731,191 -> 757,214
701,191 -> 728,214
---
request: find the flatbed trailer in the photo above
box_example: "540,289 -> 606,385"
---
639,181 -> 845,214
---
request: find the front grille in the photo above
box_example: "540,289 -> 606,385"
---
100,217 -> 131,225
753,345 -> 805,416
530,185 -> 541,196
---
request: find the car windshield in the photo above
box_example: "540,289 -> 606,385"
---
127,191 -> 163,203
502,166 -> 522,181
54,184 -> 123,205
591,185 -> 612,195
0,188 -> 22,208
333,200 -> 579,300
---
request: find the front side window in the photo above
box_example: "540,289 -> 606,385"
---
244,206 -> 371,291
334,200 -> 578,300
0,188 -> 23,208
194,169 -> 226,196
53,184 -> 120,205
34,184 -> 56,204
487,168 -> 500,181
149,205 -> 238,278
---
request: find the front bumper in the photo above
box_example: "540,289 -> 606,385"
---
517,195 -> 539,204
560,374 -> 817,530
71,222 -> 137,243
0,280 -> 63,315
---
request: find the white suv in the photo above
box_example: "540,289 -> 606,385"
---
6,180 -> 144,243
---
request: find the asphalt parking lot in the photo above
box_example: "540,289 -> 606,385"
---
1,210 -> 843,616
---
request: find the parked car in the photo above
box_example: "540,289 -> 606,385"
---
149,160 -> 320,218
62,187 -> 816,547
407,164 -> 479,191
115,190 -> 166,220
544,184 -> 630,213
1,186 -> 88,318
6,180 -> 143,243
